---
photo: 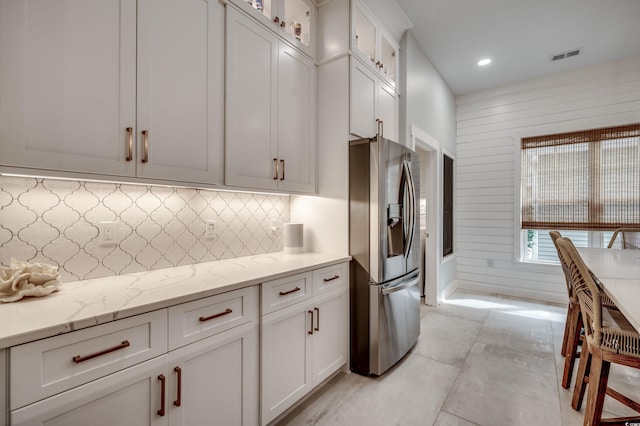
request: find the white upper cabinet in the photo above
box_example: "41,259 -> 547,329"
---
230,0 -> 316,59
225,6 -> 316,194
136,0 -> 224,184
351,0 -> 399,88
350,58 -> 398,142
0,0 -> 137,177
0,0 -> 223,185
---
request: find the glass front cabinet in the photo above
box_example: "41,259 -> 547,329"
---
351,0 -> 399,88
233,0 -> 316,58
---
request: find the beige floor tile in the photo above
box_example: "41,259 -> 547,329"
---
411,311 -> 483,367
433,411 -> 479,426
443,343 -> 562,426
279,354 -> 459,426
476,309 -> 555,355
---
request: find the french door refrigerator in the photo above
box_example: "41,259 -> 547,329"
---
349,136 -> 421,376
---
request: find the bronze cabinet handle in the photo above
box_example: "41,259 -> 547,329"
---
279,286 -> 300,296
280,159 -> 285,180
273,158 -> 278,180
125,127 -> 133,161
199,308 -> 233,322
72,340 -> 130,363
323,275 -> 340,282
141,130 -> 149,163
308,310 -> 314,335
173,367 -> 182,407
157,374 -> 166,416
314,307 -> 319,331
273,16 -> 280,23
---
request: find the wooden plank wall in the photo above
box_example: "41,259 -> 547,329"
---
454,56 -> 640,304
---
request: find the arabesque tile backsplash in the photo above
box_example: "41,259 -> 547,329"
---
0,176 -> 289,282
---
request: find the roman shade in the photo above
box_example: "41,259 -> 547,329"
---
521,124 -> 640,230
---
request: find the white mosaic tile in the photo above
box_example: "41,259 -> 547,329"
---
0,177 -> 289,281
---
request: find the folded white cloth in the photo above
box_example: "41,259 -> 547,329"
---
0,259 -> 62,303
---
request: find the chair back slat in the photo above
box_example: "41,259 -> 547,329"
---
550,231 -> 578,303
556,237 -> 603,345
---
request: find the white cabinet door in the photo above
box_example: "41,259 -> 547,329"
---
0,0 -> 137,177
136,0 -> 223,184
261,303 -> 312,425
311,289 -> 348,387
350,59 -> 377,139
168,323 -> 259,426
225,7 -> 279,190
350,57 -> 398,143
351,0 -> 399,88
276,43 -> 316,193
226,6 -> 316,193
227,0 -> 316,59
11,356 -> 168,426
377,81 -> 398,143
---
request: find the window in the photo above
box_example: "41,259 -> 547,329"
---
520,124 -> 640,262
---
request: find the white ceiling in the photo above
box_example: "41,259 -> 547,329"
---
395,0 -> 640,95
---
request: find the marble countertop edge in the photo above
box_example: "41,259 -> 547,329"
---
0,252 -> 351,349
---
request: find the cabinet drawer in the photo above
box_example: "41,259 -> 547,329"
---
313,263 -> 348,295
168,285 -> 258,350
261,272 -> 312,315
10,309 -> 167,410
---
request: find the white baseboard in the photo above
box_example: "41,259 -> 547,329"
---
453,280 -> 568,306
442,280 -> 459,301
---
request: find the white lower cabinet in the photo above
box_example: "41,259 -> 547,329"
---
260,263 -> 348,425
4,264 -> 348,426
167,322 -> 259,426
11,355 -> 169,426
8,287 -> 260,426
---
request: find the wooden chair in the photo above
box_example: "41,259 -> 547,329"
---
556,237 -> 640,426
607,228 -> 640,249
550,230 -> 583,389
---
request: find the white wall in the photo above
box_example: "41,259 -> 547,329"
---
399,31 -> 457,295
455,56 -> 640,304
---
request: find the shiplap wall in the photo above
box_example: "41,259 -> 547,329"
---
455,56 -> 640,304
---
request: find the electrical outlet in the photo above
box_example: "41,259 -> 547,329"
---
205,220 -> 217,239
100,221 -> 117,246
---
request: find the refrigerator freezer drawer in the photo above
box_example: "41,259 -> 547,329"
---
369,272 -> 421,376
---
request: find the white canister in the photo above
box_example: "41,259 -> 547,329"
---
283,223 -> 304,254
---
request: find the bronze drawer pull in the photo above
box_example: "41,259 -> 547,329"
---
72,340 -> 130,364
308,310 -> 314,335
314,307 -> 320,332
125,127 -> 133,161
279,286 -> 300,296
157,374 -> 166,416
273,158 -> 278,180
323,275 -> 340,282
199,308 -> 233,322
173,366 -> 182,407
141,130 -> 149,163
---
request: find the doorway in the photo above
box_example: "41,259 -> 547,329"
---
410,125 -> 441,306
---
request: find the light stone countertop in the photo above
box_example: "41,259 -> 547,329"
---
0,252 -> 351,348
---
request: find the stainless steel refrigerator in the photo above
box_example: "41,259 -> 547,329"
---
349,136 -> 421,376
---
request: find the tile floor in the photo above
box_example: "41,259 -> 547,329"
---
277,291 -> 640,426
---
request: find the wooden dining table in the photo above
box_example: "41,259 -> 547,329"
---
577,247 -> 640,333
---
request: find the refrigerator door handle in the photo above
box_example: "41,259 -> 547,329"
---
402,160 -> 417,260
381,275 -> 420,295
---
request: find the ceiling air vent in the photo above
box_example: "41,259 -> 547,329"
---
550,48 -> 582,62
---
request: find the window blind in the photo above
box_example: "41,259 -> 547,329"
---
521,124 -> 640,230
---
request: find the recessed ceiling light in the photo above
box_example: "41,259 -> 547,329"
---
478,58 -> 492,66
